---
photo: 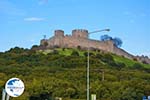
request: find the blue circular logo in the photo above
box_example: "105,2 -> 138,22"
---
5,78 -> 25,97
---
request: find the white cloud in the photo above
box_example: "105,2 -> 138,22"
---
24,17 -> 45,21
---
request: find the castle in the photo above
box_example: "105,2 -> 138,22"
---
40,29 -> 150,64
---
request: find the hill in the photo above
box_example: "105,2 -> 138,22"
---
0,47 -> 150,100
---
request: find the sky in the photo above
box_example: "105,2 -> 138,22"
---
0,0 -> 150,56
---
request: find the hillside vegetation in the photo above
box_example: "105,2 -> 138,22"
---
0,47 -> 150,100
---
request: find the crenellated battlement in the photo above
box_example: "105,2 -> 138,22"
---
72,29 -> 88,38
72,29 -> 88,33
54,30 -> 64,37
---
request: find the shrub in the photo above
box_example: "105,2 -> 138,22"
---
71,50 -> 79,56
132,63 -> 144,70
53,50 -> 59,54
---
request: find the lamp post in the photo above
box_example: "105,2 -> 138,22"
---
87,29 -> 110,100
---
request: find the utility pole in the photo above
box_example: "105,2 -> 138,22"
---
43,35 -> 46,39
87,28 -> 110,100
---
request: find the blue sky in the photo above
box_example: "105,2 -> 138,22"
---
0,0 -> 150,56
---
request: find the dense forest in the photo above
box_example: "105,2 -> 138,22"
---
0,47 -> 150,100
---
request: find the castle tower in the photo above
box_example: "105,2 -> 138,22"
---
54,30 -> 64,37
72,29 -> 88,38
53,30 -> 64,47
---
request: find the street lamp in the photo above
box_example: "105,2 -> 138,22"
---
87,29 -> 110,100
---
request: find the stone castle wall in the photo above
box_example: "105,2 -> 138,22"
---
113,46 -> 134,59
63,36 -> 114,52
72,29 -> 88,38
40,29 -> 150,64
42,29 -> 114,52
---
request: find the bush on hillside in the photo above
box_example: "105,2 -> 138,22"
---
71,50 -> 79,56
132,63 -> 144,70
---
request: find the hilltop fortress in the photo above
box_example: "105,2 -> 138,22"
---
40,29 -> 150,64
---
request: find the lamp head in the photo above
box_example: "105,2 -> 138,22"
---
104,29 -> 110,31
